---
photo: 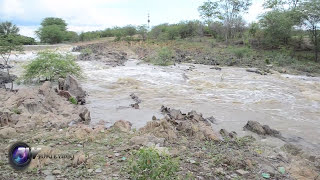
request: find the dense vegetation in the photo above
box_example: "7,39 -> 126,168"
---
74,0 -> 319,64
0,21 -> 36,45
0,22 -> 25,90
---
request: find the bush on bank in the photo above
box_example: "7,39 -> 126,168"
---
22,50 -> 82,83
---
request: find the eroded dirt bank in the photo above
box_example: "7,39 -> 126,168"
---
0,42 -> 319,179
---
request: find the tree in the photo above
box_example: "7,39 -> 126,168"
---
263,0 -> 300,10
40,17 -> 67,31
64,31 -> 79,42
198,0 -> 252,42
36,17 -> 68,44
137,25 -> 148,41
300,0 -> 320,62
0,34 -> 23,90
36,25 -> 65,44
259,10 -> 296,47
123,25 -> 137,37
0,21 -> 19,35
22,51 -> 82,82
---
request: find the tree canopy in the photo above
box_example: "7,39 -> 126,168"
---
36,17 -> 78,44
0,21 -> 19,36
198,0 -> 252,41
40,17 -> 67,31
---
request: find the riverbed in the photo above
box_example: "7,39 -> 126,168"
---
9,46 -> 320,154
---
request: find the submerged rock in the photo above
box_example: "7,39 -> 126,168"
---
130,93 -> 141,109
243,121 -> 281,137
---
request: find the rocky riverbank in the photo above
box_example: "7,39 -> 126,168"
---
72,42 -> 137,67
0,79 -> 319,179
0,42 -> 319,179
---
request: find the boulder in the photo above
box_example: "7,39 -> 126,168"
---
58,78 -> 65,90
57,90 -> 72,100
0,111 -> 10,127
244,121 -> 266,135
140,120 -> 177,140
130,93 -> 141,103
0,71 -> 17,89
63,75 -> 86,104
159,106 -> 219,140
143,106 -> 219,141
112,120 -> 132,132
243,121 -> 281,137
72,151 -> 86,167
79,107 -> 91,123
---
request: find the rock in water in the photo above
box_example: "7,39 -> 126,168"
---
244,121 -> 266,135
63,75 -> 86,104
244,121 -> 281,137
79,107 -> 91,123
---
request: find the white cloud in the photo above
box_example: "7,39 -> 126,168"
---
0,0 -> 266,38
0,0 -> 25,19
243,0 -> 265,23
18,26 -> 39,38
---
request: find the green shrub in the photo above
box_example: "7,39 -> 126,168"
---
266,51 -> 294,66
22,50 -> 82,83
230,47 -> 252,59
80,48 -> 93,56
11,107 -> 22,114
126,147 -> 179,180
152,47 -> 174,66
69,97 -> 78,105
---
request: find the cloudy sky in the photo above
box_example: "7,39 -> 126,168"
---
0,0 -> 264,38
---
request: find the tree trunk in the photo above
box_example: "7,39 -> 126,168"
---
7,68 -> 13,91
4,60 -> 13,91
315,26 -> 318,62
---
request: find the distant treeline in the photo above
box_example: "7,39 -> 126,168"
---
1,0 -> 319,61
0,21 -> 36,45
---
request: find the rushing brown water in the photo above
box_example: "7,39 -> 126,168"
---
10,47 -> 320,153
78,59 -> 320,150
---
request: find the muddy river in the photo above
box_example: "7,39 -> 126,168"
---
9,46 -> 320,153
